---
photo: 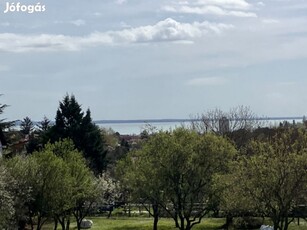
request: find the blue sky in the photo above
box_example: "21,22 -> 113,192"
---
1,0 -> 307,121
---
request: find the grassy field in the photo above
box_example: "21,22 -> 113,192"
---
43,217 -> 224,230
41,217 -> 307,230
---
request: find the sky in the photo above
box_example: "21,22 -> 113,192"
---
1,0 -> 307,121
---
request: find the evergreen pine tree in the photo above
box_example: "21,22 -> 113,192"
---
47,94 -> 107,173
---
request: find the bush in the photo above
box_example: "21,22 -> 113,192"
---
233,217 -> 263,229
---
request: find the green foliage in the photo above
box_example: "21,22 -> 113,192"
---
94,172 -> 123,218
20,116 -> 34,136
117,128 -> 236,230
37,116 -> 51,132
221,128 -> 307,230
25,116 -> 52,154
39,139 -> 97,229
232,217 -> 263,229
46,94 -> 107,174
4,139 -> 97,229
103,128 -> 130,170
5,155 -> 39,228
31,149 -> 71,228
0,162 -> 15,228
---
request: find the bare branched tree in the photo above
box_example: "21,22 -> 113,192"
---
190,105 -> 264,134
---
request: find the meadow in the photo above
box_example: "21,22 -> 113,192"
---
42,217 -> 307,230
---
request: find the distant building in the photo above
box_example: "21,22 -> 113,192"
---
219,117 -> 230,134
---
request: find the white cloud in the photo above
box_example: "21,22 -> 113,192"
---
70,19 -> 86,26
162,0 -> 256,17
54,19 -> 86,26
257,2 -> 265,6
120,21 -> 131,28
0,18 -> 233,52
196,0 -> 252,10
93,12 -> 102,17
178,1 -> 189,5
187,77 -> 227,86
163,5 -> 256,18
96,18 -> 233,42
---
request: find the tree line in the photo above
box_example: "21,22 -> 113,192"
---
1,95 -> 307,230
0,94 -> 121,229
115,111 -> 307,230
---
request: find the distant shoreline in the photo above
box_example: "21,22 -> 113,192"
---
11,117 -> 305,126
93,117 -> 304,124
94,119 -> 194,124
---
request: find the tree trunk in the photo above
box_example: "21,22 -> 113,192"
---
54,218 -> 58,230
153,216 -> 159,230
185,220 -> 191,230
180,216 -> 185,230
273,220 -> 279,230
107,207 -> 113,218
223,214 -> 233,230
76,220 -> 81,230
18,219 -> 27,230
36,216 -> 41,230
29,212 -> 34,230
174,212 -> 179,228
152,203 -> 159,230
65,218 -> 70,230
58,217 -> 65,230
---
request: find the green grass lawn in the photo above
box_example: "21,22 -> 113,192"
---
43,217 -> 224,230
89,217 -> 224,230
42,217 -> 307,230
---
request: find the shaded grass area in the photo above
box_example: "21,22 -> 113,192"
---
90,217 -> 224,230
43,217 -> 224,230
42,217 -> 307,230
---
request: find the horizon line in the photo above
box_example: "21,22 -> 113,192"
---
93,116 -> 305,124
12,116 -> 306,126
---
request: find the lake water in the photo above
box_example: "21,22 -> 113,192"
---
97,121 -> 189,135
96,118 -> 304,135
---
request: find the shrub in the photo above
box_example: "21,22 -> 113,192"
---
233,217 -> 263,229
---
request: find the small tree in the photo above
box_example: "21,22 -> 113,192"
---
39,139 -> 97,230
5,139 -> 97,230
191,105 -> 263,134
117,128 -> 236,230
37,116 -> 51,132
30,150 -> 71,230
5,156 -> 36,229
95,172 -> 122,218
20,117 -> 34,136
0,162 -> 15,228
220,128 -> 307,230
25,116 -> 52,154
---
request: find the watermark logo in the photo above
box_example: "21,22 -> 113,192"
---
4,2 -> 46,13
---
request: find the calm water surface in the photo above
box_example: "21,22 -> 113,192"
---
97,122 -> 189,135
